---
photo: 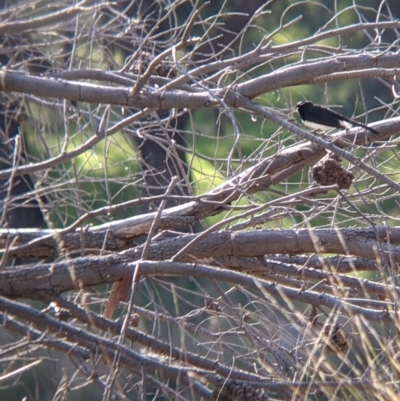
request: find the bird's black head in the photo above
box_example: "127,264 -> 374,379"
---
296,101 -> 314,120
296,101 -> 313,113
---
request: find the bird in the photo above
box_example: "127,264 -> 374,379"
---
296,101 -> 378,135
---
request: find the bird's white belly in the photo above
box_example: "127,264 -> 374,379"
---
303,120 -> 351,131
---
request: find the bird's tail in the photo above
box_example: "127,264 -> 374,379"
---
351,120 -> 378,135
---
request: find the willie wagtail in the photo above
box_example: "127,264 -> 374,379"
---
296,101 -> 378,135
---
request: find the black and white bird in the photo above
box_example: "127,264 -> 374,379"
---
296,101 -> 378,135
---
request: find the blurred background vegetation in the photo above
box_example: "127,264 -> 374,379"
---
16,0 -> 397,230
